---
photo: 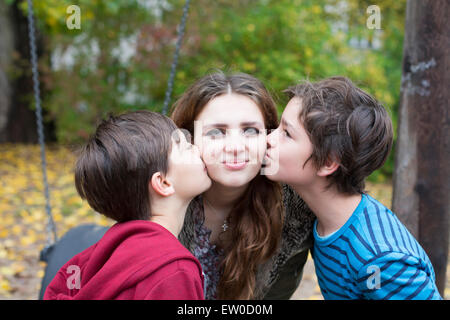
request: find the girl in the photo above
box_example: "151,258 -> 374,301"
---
170,71 -> 314,299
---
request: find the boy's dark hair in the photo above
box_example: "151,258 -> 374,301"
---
285,76 -> 393,195
74,110 -> 178,222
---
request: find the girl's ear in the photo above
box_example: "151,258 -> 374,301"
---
149,172 -> 175,197
317,157 -> 340,177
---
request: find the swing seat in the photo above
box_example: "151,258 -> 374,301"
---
38,224 -> 109,300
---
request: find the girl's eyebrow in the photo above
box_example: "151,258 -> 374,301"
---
203,121 -> 264,128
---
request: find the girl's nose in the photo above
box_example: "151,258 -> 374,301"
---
224,130 -> 245,154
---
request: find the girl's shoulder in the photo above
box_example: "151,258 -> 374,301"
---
281,184 -> 315,233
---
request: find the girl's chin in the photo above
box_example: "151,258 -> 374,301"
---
209,173 -> 256,188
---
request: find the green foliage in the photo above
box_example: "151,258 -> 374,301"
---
13,0 -> 406,180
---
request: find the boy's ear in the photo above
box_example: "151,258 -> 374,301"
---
149,172 -> 175,197
317,157 -> 340,177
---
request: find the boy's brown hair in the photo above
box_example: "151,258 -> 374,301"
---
74,111 -> 178,222
285,76 -> 393,195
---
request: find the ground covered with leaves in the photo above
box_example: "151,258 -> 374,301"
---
0,144 -> 113,299
0,144 -> 448,299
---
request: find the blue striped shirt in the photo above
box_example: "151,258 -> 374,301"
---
312,194 -> 442,300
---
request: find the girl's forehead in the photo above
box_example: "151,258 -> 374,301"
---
196,94 -> 265,125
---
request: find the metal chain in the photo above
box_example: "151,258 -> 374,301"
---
162,0 -> 191,116
27,0 -> 58,246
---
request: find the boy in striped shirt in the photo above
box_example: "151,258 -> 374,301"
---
264,76 -> 442,300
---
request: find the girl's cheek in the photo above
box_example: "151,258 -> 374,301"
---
201,140 -> 222,166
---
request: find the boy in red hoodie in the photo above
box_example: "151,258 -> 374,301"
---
44,111 -> 211,300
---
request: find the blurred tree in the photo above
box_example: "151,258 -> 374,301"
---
5,0 -> 406,181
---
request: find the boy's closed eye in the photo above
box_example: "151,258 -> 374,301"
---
281,118 -> 297,139
283,129 -> 291,138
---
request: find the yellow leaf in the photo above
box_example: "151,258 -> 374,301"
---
0,279 -> 12,292
2,214 -> 14,226
53,212 -> 63,222
36,270 -> 44,278
0,267 -> 14,276
12,263 -> 25,275
0,229 -> 9,239
0,203 -> 12,212
67,195 -> 82,206
20,235 -> 35,246
12,225 -> 22,235
25,197 -> 35,206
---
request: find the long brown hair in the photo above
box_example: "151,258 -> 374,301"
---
170,71 -> 284,299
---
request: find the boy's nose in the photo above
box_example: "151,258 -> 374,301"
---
193,144 -> 203,160
267,129 -> 278,149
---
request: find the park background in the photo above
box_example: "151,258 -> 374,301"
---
0,0 -> 448,299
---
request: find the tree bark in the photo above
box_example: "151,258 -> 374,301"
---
0,0 -> 55,143
392,0 -> 449,295
0,0 -> 15,141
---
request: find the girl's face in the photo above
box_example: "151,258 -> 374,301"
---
193,94 -> 267,188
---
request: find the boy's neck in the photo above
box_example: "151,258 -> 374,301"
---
291,182 -> 362,237
149,197 -> 191,238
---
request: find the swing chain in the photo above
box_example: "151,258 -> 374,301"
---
162,0 -> 191,116
26,0 -> 58,247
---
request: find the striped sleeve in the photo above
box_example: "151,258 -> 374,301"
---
356,252 -> 442,300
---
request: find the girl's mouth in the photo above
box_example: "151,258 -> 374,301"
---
223,160 -> 248,170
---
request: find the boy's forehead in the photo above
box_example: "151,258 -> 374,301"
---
286,97 -> 302,112
283,97 -> 303,124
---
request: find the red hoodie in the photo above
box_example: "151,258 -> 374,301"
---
44,220 -> 204,300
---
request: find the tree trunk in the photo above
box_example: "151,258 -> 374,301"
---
392,0 -> 449,296
0,0 -> 15,141
0,0 -> 55,143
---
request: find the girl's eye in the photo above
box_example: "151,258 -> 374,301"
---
205,128 -> 225,138
243,127 -> 260,136
283,129 -> 291,138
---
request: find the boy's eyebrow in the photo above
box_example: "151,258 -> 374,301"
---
281,118 -> 293,129
172,130 -> 185,145
173,131 -> 181,144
